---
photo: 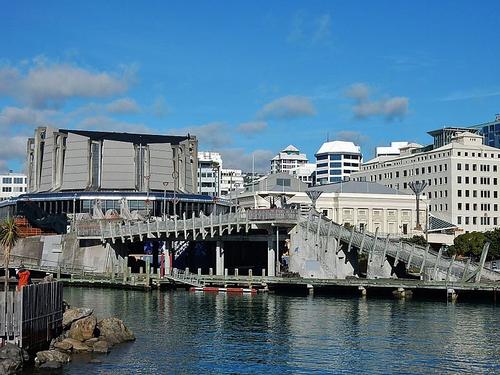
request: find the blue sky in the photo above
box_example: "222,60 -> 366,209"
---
0,0 -> 499,172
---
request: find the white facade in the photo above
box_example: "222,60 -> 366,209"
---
351,131 -> 500,233
220,168 -> 244,197
315,141 -> 362,185
270,145 -> 308,173
376,142 -> 409,157
237,181 -> 422,236
289,163 -> 315,187
197,151 -> 222,196
0,172 -> 27,201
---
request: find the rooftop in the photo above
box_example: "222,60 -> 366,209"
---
60,129 -> 192,145
307,181 -> 409,195
316,141 -> 361,155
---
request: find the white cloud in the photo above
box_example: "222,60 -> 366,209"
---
0,62 -> 131,109
236,121 -> 268,135
335,130 -> 369,145
0,106 -> 57,127
151,95 -> 169,118
172,122 -> 232,149
313,14 -> 332,43
345,83 -> 409,121
257,95 -> 316,120
0,135 -> 28,161
78,115 -> 150,133
106,97 -> 140,114
220,148 -> 274,173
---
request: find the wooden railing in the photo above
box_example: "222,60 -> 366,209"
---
0,281 -> 63,349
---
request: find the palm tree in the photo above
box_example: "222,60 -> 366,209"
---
0,218 -> 20,293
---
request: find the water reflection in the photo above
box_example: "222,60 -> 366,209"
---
46,288 -> 500,374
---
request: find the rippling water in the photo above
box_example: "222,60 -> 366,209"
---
30,288 -> 500,374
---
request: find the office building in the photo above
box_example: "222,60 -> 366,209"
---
0,172 -> 27,201
289,163 -> 316,187
469,114 -> 500,148
351,130 -> 500,233
220,168 -> 244,197
198,152 -> 222,196
315,141 -> 362,184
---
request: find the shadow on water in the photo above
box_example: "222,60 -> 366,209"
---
24,286 -> 500,375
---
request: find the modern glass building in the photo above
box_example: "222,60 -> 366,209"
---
469,114 -> 500,148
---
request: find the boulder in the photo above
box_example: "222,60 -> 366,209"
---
0,343 -> 29,374
35,350 -> 70,367
97,318 -> 135,345
39,361 -> 63,370
63,308 -> 94,329
93,340 -> 110,354
84,338 -> 99,347
61,338 -> 92,353
68,314 -> 97,341
54,340 -> 73,352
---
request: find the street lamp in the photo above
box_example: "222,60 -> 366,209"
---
172,171 -> 179,218
408,181 -> 427,230
306,190 -> 323,212
162,181 -> 169,221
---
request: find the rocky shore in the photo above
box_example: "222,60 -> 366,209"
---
0,306 -> 135,373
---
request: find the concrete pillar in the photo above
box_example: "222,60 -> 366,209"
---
198,268 -> 202,276
234,268 -> 239,277
216,241 -> 224,276
145,257 -> 151,286
224,268 -> 228,277
123,256 -> 128,283
267,236 -> 276,277
248,269 -> 253,278
209,267 -> 213,276
358,286 -> 367,297
164,248 -> 171,276
447,288 -> 458,302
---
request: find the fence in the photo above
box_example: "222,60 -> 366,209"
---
0,281 -> 63,349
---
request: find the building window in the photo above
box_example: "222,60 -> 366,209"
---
276,178 -> 291,187
2,187 -> 12,192
457,176 -> 462,184
457,216 -> 462,225
13,177 -> 24,184
2,177 -> 12,184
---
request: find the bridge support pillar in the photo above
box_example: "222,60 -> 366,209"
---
358,286 -> 367,297
216,241 -> 224,276
267,236 -> 276,277
164,241 -> 171,276
447,288 -> 458,302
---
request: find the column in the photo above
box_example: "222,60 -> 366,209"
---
164,240 -> 171,275
267,235 -> 276,277
216,241 -> 224,276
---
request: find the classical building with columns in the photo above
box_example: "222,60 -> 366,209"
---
237,174 -> 424,236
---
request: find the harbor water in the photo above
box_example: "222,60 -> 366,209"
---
31,287 -> 500,374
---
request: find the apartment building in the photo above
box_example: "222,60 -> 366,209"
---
0,172 -> 27,201
270,145 -> 308,173
351,131 -> 500,232
289,163 -> 316,187
198,151 -> 222,196
220,168 -> 244,197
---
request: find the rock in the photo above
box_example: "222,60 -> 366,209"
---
39,360 -> 63,370
97,317 -> 135,345
84,338 -> 99,347
93,340 -> 110,354
62,307 -> 93,329
0,343 -> 29,374
54,340 -> 73,352
68,314 -> 97,341
35,350 -> 70,367
61,338 -> 92,353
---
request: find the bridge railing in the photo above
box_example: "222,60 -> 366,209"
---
246,208 -> 300,221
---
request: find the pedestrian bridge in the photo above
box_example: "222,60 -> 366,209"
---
75,208 -> 499,282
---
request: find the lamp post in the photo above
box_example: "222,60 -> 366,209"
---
408,181 -> 427,230
162,182 -> 169,221
306,190 -> 323,212
172,171 -> 179,218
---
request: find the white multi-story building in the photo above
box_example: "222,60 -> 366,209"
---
290,163 -> 316,187
315,141 -> 362,184
376,142 -> 409,157
270,145 -> 308,173
0,172 -> 27,201
220,168 -> 244,197
198,151 -> 222,196
351,131 -> 500,233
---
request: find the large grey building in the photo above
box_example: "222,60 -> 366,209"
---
27,127 -> 198,194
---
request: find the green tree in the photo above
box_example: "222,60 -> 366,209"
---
0,218 -> 20,293
449,231 -> 486,259
484,228 -> 500,259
